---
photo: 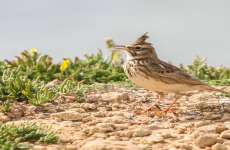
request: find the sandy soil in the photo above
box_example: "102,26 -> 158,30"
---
1,85 -> 230,150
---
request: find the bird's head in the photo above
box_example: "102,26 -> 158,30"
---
114,32 -> 159,60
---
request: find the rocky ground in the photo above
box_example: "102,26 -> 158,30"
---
1,85 -> 230,150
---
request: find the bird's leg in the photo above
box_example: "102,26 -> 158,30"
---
147,92 -> 164,111
145,92 -> 165,117
150,93 -> 180,117
162,94 -> 181,115
157,92 -> 165,102
141,93 -> 179,117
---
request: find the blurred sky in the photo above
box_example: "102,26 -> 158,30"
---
0,0 -> 230,66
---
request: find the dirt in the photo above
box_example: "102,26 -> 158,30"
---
1,85 -> 230,150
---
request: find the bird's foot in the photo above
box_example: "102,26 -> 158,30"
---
146,100 -> 178,118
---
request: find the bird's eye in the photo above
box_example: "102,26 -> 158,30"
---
135,46 -> 141,50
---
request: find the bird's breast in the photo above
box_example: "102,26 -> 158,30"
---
124,62 -> 194,93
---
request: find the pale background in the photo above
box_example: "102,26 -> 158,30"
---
0,0 -> 229,66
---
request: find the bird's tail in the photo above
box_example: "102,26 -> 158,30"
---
205,86 -> 230,97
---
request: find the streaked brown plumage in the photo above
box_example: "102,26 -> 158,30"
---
115,32 -> 228,114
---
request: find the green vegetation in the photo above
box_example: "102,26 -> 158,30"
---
0,50 -> 127,105
0,123 -> 58,150
180,56 -> 230,85
0,50 -> 229,106
0,49 -> 229,149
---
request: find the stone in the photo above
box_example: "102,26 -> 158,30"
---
118,130 -> 133,138
96,123 -> 115,133
79,139 -> 140,150
33,145 -> 47,150
220,130 -> 230,139
105,116 -> 126,124
195,120 -> 212,128
65,144 -> 78,150
172,143 -> 193,150
133,128 -> 152,137
161,132 -> 175,139
7,103 -> 25,119
81,103 -> 97,111
114,124 -> 128,131
86,93 -> 101,103
51,111 -> 87,121
82,126 -> 99,136
46,145 -> 62,150
224,122 -> 230,129
195,134 -> 218,148
25,105 -> 37,116
101,92 -> 129,103
0,112 -> 10,123
211,143 -> 227,150
56,95 -> 76,103
216,125 -> 227,134
223,141 -> 230,146
145,134 -> 165,144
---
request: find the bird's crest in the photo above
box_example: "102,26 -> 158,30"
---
134,32 -> 151,45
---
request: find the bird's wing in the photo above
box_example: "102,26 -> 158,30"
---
148,60 -> 206,85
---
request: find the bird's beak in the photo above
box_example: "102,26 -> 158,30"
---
114,45 -> 131,52
114,45 -> 126,49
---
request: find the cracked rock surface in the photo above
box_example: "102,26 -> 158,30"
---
1,85 -> 230,150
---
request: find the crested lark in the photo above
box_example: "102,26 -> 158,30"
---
115,33 -> 228,115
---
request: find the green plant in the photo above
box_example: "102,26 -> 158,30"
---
0,123 -> 58,150
180,56 -> 230,86
0,68 -> 56,105
0,101 -> 11,113
0,49 -> 229,105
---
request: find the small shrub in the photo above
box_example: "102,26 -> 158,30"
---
181,56 -> 230,85
0,123 -> 58,150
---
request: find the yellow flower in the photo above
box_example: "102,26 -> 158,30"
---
30,48 -> 38,56
21,90 -> 28,96
60,59 -> 71,72
30,48 -> 37,53
111,51 -> 122,65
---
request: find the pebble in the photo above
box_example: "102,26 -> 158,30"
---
114,124 -> 129,131
220,130 -> 230,139
161,132 -> 175,139
65,144 -> 78,150
216,124 -> 227,134
0,112 -> 10,123
51,111 -> 87,121
79,139 -> 140,150
145,134 -> 165,144
224,122 -> 230,129
86,93 -> 101,103
195,134 -> 218,148
118,130 -> 133,138
7,103 -> 25,119
211,143 -> 227,150
33,145 -> 47,150
105,116 -> 126,124
81,103 -> 97,111
93,111 -> 107,117
101,92 -> 129,103
133,128 -> 152,137
195,120 -> 212,128
96,123 -> 115,133
46,145 -> 61,150
223,141 -> 230,146
25,105 -> 37,116
172,143 -> 193,150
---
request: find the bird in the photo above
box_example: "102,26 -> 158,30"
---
114,32 -> 228,116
